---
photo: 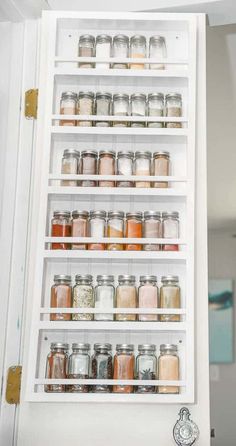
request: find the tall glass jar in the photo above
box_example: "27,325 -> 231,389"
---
149,35 -> 166,69
59,91 -> 77,126
61,149 -> 80,187
80,150 -> 97,187
96,35 -> 112,69
91,343 -> 113,393
88,210 -> 106,250
134,151 -> 151,187
143,211 -> 162,251
107,210 -> 124,251
98,150 -> 116,187
147,93 -> 164,128
77,91 -> 94,127
160,276 -> 180,322
153,151 -> 170,188
162,211 -> 179,251
51,211 -> 71,250
125,211 -> 143,251
136,344 -> 157,393
116,275 -> 136,321
165,93 -> 182,128
113,93 -> 129,127
117,151 -> 134,187
71,210 -> 89,250
45,343 -> 69,393
113,344 -> 135,393
94,275 -> 115,321
138,275 -> 158,322
67,343 -> 90,393
78,34 -> 95,68
50,275 -> 72,321
130,35 -> 146,69
95,92 -> 112,126
72,274 -> 94,321
130,93 -> 146,127
112,34 -> 129,69
158,344 -> 179,394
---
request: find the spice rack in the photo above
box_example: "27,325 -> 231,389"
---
26,11 -> 196,403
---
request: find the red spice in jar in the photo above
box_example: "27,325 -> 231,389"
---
51,211 -> 71,250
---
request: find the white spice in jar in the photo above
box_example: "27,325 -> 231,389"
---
94,275 -> 115,321
96,35 -> 112,69
143,211 -> 161,251
134,151 -> 151,187
78,35 -> 95,68
61,149 -> 80,187
95,92 -> 112,127
80,150 -> 97,187
153,151 -> 170,188
72,275 -> 94,321
166,93 -> 182,128
117,151 -> 134,187
77,92 -> 94,127
147,93 -> 164,128
160,276 -> 180,322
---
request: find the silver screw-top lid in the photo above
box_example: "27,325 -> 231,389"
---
61,91 -> 77,100
113,93 -> 129,101
166,93 -> 182,102
53,210 -> 71,218
135,150 -> 152,159
94,343 -> 112,351
130,35 -> 146,45
161,275 -> 179,284
140,275 -> 157,283
118,274 -> 136,283
144,211 -> 161,219
108,210 -> 125,219
117,150 -> 134,159
148,92 -> 164,102
113,34 -> 129,44
81,150 -> 97,157
63,149 -> 80,158
54,274 -> 71,283
138,344 -> 156,352
116,344 -> 134,351
162,211 -> 179,219
97,275 -> 114,282
96,92 -> 112,100
72,343 -> 90,351
50,342 -> 69,350
131,93 -> 146,101
153,151 -> 170,159
78,91 -> 94,100
75,274 -> 93,283
126,211 -> 143,220
90,210 -> 107,219
99,150 -> 116,157
96,34 -> 112,44
72,210 -> 89,219
160,344 -> 178,352
150,35 -> 166,45
79,34 -> 95,44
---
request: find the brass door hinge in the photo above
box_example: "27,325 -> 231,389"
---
25,89 -> 38,119
6,366 -> 22,404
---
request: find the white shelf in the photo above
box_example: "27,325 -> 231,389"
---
51,126 -> 188,136
54,67 -> 189,78
49,174 -> 187,182
40,308 -> 186,314
45,237 -> 185,245
52,115 -> 187,123
43,250 -> 186,260
35,378 -> 185,386
55,56 -> 188,65
48,186 -> 186,198
38,321 -> 186,331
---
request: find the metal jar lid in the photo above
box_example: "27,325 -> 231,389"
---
117,150 -> 134,159
160,344 -> 178,353
161,275 -> 179,283
72,343 -> 90,351
53,211 -> 71,218
75,274 -> 93,283
54,274 -> 71,283
79,34 -> 95,44
126,211 -> 143,220
113,93 -> 129,102
96,92 -> 112,100
94,343 -> 112,351
116,344 -> 134,351
118,275 -> 136,283
72,210 -> 89,219
131,93 -> 146,102
99,149 -> 116,157
138,344 -> 156,352
108,210 -> 125,219
135,150 -> 152,159
144,211 -> 161,220
78,91 -> 94,100
166,93 -> 182,102
81,150 -> 97,158
153,151 -> 170,159
162,211 -> 179,219
148,93 -> 164,102
63,149 -> 80,158
149,35 -> 166,45
130,35 -> 146,45
140,275 -> 157,283
90,210 -> 107,219
113,34 -> 129,44
50,342 -> 69,350
97,275 -> 114,282
96,34 -> 112,44
61,91 -> 77,100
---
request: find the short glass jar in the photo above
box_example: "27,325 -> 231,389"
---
50,275 -> 72,321
147,93 -> 164,128
160,276 -> 180,322
149,35 -> 166,70
158,344 -> 180,394
130,93 -> 146,127
113,344 -> 135,393
51,211 -> 71,250
130,35 -> 146,69
80,150 -> 97,187
165,93 -> 182,128
94,275 -> 115,321
60,91 -> 77,126
78,34 -> 95,68
96,35 -> 112,69
138,275 -> 158,322
143,210 -> 162,251
61,149 -> 80,187
112,34 -> 129,69
134,151 -> 152,187
107,210 -> 124,251
91,343 -> 113,393
77,91 -> 94,127
125,211 -> 143,251
162,211 -> 179,251
45,343 -> 69,393
113,93 -> 129,127
95,92 -> 112,126
153,151 -> 170,188
117,151 -> 134,187
116,275 -> 136,321
71,210 -> 89,250
88,210 -> 106,250
136,344 -> 157,393
67,343 -> 90,393
72,274 -> 94,321
98,150 -> 116,187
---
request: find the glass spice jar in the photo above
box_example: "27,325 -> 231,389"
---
80,150 -> 97,187
153,151 -> 170,188
160,276 -> 180,322
162,211 -> 179,251
125,211 -> 143,251
88,210 -> 106,250
130,35 -> 146,69
45,343 -> 69,393
61,149 -> 80,187
98,150 -> 116,187
107,210 -> 124,251
67,343 -> 90,393
51,211 -> 71,250
138,275 -> 158,322
78,34 -> 95,68
96,35 -> 112,69
134,151 -> 152,187
112,34 -> 129,69
165,93 -> 182,128
158,344 -> 180,394
143,211 -> 162,251
71,210 -> 89,250
72,274 -> 94,321
95,92 -> 112,127
113,344 -> 135,393
59,91 -> 77,126
77,91 -> 94,127
130,93 -> 146,127
113,93 -> 129,127
147,93 -> 164,128
94,275 -> 115,321
91,343 -> 113,393
117,151 -> 134,187
116,275 -> 137,321
149,35 -> 166,70
136,344 -> 157,393
50,275 -> 72,321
